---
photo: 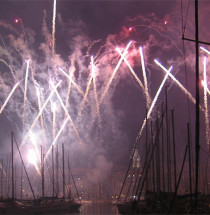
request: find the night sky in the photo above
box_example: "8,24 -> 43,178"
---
0,0 -> 209,197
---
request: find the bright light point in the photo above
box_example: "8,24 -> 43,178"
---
164,21 -> 167,25
14,18 -> 21,24
129,27 -> 133,31
28,150 -> 37,165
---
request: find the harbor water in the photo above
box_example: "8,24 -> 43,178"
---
46,203 -> 119,215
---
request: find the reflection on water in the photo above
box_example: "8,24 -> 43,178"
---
80,203 -> 119,215
62,203 -> 119,215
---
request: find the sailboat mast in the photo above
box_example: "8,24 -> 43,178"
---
1,159 -> 3,198
56,145 -> 59,197
41,146 -> 45,198
52,145 -> 54,198
20,165 -> 23,200
62,143 -> 65,199
171,109 -> 177,192
161,102 -> 165,192
195,0 -> 200,209
187,123 -> 193,205
165,86 -> 171,193
11,132 -> 14,200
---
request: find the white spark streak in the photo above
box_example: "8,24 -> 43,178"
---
21,81 -> 62,148
136,60 -> 172,141
155,59 -> 203,111
203,57 -> 210,149
52,0 -> 56,55
49,81 -> 81,143
91,56 -> 101,123
23,59 -> 30,127
200,46 -> 210,55
99,41 -> 133,106
140,47 -> 151,108
46,117 -> 69,159
116,48 -> 145,91
0,82 -> 20,114
58,67 -> 85,97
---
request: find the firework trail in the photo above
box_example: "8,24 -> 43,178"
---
58,67 -> 85,97
27,149 -> 40,175
115,48 -> 145,91
45,117 -> 69,160
29,131 -> 41,162
65,67 -> 74,111
15,18 -> 28,48
36,86 -> 46,143
156,58 -> 204,111
0,161 -> 6,176
0,82 -> 20,114
0,34 -> 21,83
136,60 -> 172,141
99,41 -> 133,106
23,59 -> 30,127
30,131 -> 42,175
0,34 -> 7,48
52,0 -> 57,55
127,23 -> 183,56
203,57 -> 210,149
91,56 -> 101,123
201,46 -> 210,55
21,81 -> 62,148
202,82 -> 210,96
51,102 -> 56,139
78,70 -> 93,118
49,81 -> 81,144
0,59 -> 17,82
200,47 -> 210,96
140,47 -> 151,109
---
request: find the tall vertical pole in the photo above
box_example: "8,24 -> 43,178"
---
145,109 -> 149,193
165,86 -> 171,192
52,145 -> 54,199
6,155 -> 10,198
56,145 -> 59,197
156,108 -> 160,193
20,165 -> 23,200
195,0 -> 200,210
67,153 -> 72,199
62,143 -> 65,200
1,159 -> 3,198
11,132 -> 14,200
171,109 -> 177,192
13,133 -> 35,200
14,165 -> 16,199
151,121 -> 156,192
187,123 -> 193,205
41,146 -> 45,198
161,102 -> 165,192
